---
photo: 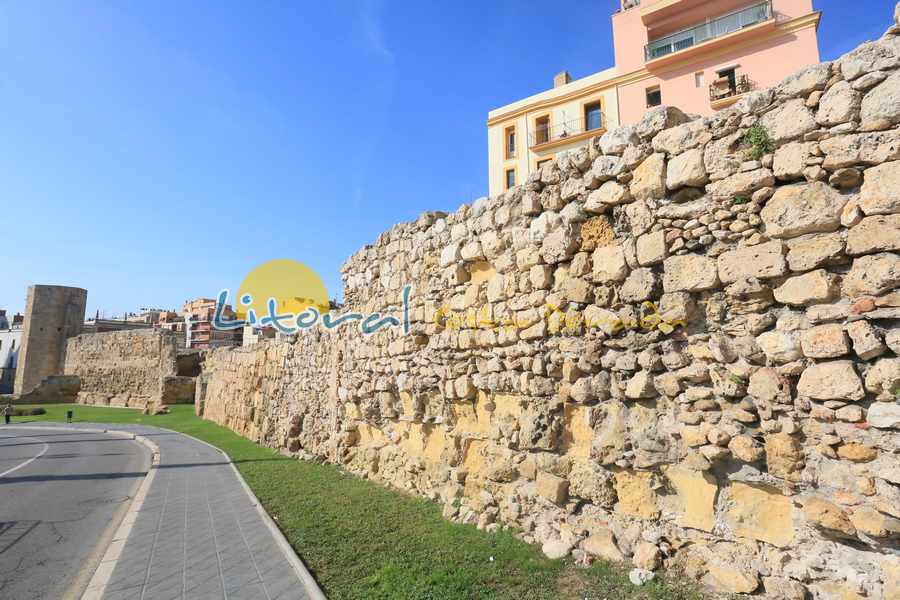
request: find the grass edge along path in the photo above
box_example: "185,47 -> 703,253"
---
11,404 -> 707,600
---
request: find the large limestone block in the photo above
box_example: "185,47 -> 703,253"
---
797,360 -> 865,401
773,141 -> 812,180
592,245 -> 628,283
759,98 -> 818,144
861,70 -> 900,130
636,105 -> 691,139
761,182 -> 848,239
635,230 -> 667,266
773,269 -> 839,306
843,252 -> 900,297
629,153 -> 666,201
859,161 -> 900,215
816,80 -> 862,126
706,168 -> 774,198
652,120 -> 710,155
663,254 -> 719,292
666,148 -> 708,189
801,496 -> 856,537
667,466 -> 717,532
725,483 -> 795,547
536,471 -> 569,506
801,324 -> 850,358
847,215 -> 900,256
820,131 -> 900,170
867,402 -> 900,429
613,470 -> 659,519
717,241 -> 787,283
757,331 -> 802,363
777,62 -> 831,98
585,181 -> 630,213
840,36 -> 900,81
598,125 -> 639,155
786,232 -> 845,271
865,357 -> 900,401
765,433 -> 804,482
541,228 -> 578,264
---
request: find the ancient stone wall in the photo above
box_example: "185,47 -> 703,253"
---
200,9 -> 900,599
64,329 -> 180,408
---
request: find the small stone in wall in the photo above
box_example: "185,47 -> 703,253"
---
773,269 -> 840,305
843,252 -> 900,297
801,323 -> 851,358
662,254 -> 719,292
536,471 -> 569,506
845,320 -> 887,359
717,241 -> 788,283
802,496 -> 857,538
846,214 -> 900,255
859,160 -> 900,215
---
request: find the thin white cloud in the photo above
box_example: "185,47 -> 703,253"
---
359,0 -> 393,61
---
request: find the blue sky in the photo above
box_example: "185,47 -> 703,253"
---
0,0 -> 894,317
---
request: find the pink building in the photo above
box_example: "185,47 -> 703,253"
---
613,0 -> 821,123
487,0 -> 821,196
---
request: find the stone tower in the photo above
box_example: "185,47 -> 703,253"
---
14,285 -> 88,394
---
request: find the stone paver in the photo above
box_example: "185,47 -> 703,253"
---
30,423 -> 318,600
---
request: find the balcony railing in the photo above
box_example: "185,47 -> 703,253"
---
644,1 -> 772,62
709,74 -> 754,102
529,116 -> 605,148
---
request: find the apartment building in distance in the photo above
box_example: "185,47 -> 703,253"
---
487,0 -> 821,196
178,297 -> 242,350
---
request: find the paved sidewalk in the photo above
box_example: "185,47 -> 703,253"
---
18,423 -> 321,600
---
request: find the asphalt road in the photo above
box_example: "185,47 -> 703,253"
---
0,427 -> 150,600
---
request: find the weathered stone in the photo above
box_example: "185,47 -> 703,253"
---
726,483 -> 795,547
536,471 -> 569,506
864,357 -> 900,401
541,228 -> 578,264
614,470 -> 659,518
773,269 -> 839,305
582,530 -> 625,562
667,467 -> 717,532
816,80 -> 862,126
773,141 -> 812,180
663,254 -> 719,292
850,506 -> 900,538
801,323 -> 851,358
765,433 -> 804,482
625,370 -> 656,399
802,496 -> 856,537
756,331 -> 802,363
843,252 -> 900,297
635,230 -> 667,266
759,98 -> 818,144
797,360 -> 865,401
867,402 -> 900,429
760,182 -> 848,239
846,320 -> 887,359
786,232 -> 845,271
748,367 -> 792,403
592,245 -> 628,283
847,214 -> 900,255
620,268 -> 659,303
585,181 -> 631,213
860,70 -> 900,130
706,168 -> 775,198
580,215 -> 616,251
598,125 -> 640,155
836,442 -> 877,462
859,161 -> 900,215
635,106 -> 691,139
717,241 -> 787,283
652,120 -> 710,155
629,153 -> 666,201
778,62 -> 831,98
632,542 -> 662,571
666,148 -> 707,189
841,37 -> 900,81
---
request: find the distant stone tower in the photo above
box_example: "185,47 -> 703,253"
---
14,285 -> 88,394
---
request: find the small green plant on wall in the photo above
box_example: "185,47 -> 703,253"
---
743,123 -> 775,160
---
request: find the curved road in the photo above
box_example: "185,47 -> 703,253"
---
0,427 -> 150,600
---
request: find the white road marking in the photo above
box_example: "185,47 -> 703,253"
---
0,433 -> 50,478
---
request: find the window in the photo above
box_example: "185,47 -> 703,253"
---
695,72 -> 705,88
535,115 -> 550,145
505,126 -> 516,159
584,102 -> 603,131
717,67 -> 737,89
505,168 -> 516,190
646,86 -> 662,108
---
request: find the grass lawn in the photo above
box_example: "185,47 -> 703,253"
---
10,403 -> 706,600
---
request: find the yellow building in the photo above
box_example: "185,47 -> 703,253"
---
487,67 -> 620,197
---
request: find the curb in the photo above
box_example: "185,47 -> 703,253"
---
176,431 -> 328,600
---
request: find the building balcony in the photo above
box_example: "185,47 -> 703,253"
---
709,74 -> 755,109
529,117 -> 606,150
644,1 -> 774,64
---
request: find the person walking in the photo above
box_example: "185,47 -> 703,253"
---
3,403 -> 12,425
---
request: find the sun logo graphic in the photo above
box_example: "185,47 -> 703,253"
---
235,259 -> 330,322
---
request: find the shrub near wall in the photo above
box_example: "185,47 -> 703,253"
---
201,8 -> 900,599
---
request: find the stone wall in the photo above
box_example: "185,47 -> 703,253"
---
199,9 -> 900,599
64,329 -> 181,408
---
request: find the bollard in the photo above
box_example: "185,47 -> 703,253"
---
66,410 -> 73,423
